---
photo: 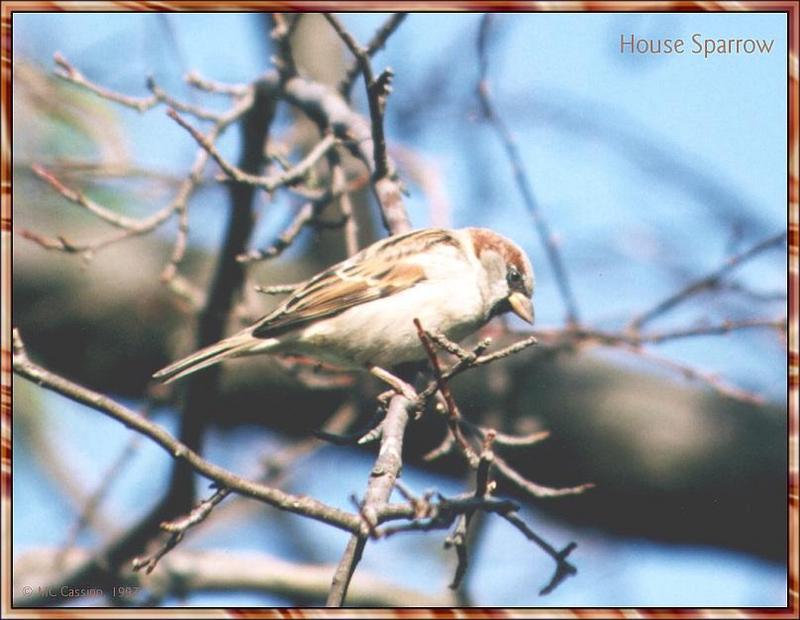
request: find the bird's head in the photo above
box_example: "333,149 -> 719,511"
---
466,227 -> 535,325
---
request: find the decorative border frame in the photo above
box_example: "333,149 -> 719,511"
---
0,1 -> 796,618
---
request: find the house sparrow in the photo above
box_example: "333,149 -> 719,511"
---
153,227 -> 534,393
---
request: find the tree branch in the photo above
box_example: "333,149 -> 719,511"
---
16,548 -> 456,607
340,13 -> 407,99
24,56 -> 256,281
628,231 -> 787,330
327,394 -> 411,606
323,13 -> 410,235
168,108 -> 337,193
12,328 -> 362,533
477,15 -> 580,325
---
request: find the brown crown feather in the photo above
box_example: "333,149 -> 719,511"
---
467,227 -> 529,277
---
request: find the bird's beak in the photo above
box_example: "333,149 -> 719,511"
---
508,292 -> 534,324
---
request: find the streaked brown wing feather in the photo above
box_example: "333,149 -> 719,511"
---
251,230 -> 455,338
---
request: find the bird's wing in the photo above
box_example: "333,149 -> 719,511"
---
252,228 -> 461,338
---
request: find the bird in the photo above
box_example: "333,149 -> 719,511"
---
153,227 -> 534,395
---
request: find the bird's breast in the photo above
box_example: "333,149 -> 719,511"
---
295,277 -> 487,368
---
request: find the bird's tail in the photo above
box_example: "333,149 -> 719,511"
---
153,332 -> 257,384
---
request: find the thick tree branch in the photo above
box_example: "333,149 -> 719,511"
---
165,76 -> 277,511
14,325 -> 586,604
16,548 -> 456,607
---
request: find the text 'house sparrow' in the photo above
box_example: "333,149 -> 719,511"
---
153,227 -> 534,393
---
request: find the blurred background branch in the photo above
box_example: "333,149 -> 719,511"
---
11,9 -> 789,609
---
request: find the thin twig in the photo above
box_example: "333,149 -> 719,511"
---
237,147 -> 361,264
501,512 -> 578,596
485,428 -> 550,447
11,328 -> 362,534
54,52 -> 157,112
445,515 -> 470,590
31,164 -> 151,230
25,71 -> 255,281
414,324 -> 592,511
423,430 -> 456,462
57,432 -> 143,565
530,321 -> 782,404
185,70 -> 249,97
640,318 -> 786,344
416,334 -> 536,407
55,52 -> 226,123
324,13 -> 410,235
168,109 -> 337,193
167,273 -> 207,311
621,344 -> 767,405
132,486 -> 231,574
340,13 -> 407,99
427,329 -> 473,360
476,16 -> 580,325
534,319 -> 786,349
378,488 -> 579,596
493,455 -> 595,498
629,232 -> 787,330
413,326 -> 592,500
415,319 -> 480,466
471,335 -> 539,367
146,76 -> 224,123
238,202 -> 315,263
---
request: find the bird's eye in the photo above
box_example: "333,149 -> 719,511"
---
507,265 -> 522,286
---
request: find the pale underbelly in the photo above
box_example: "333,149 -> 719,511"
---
279,283 -> 487,368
